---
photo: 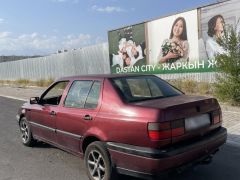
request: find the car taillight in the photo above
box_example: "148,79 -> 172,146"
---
212,109 -> 222,124
148,119 -> 185,140
213,115 -> 220,124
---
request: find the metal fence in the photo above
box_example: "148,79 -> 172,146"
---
0,43 -> 110,80
0,42 -> 216,82
159,72 -> 217,82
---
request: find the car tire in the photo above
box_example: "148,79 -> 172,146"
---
19,117 -> 35,147
84,141 -> 117,180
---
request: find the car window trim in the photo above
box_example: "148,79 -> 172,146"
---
84,81 -> 102,109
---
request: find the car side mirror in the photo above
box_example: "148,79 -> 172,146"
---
30,97 -> 39,104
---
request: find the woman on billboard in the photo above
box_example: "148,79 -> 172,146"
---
158,17 -> 189,64
206,15 -> 226,59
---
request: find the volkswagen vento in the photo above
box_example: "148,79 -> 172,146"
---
17,74 -> 227,180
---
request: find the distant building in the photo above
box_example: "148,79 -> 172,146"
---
56,49 -> 68,54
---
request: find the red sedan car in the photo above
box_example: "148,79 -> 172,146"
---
17,74 -> 227,180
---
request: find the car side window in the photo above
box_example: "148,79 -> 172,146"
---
64,81 -> 100,109
40,81 -> 69,105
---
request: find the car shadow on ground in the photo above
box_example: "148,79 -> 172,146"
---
33,141 -> 54,148
227,133 -> 240,146
119,169 -> 195,180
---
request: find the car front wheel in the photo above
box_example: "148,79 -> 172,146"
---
84,141 -> 117,180
19,117 -> 35,146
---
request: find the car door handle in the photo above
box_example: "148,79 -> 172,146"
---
83,115 -> 92,121
49,111 -> 57,116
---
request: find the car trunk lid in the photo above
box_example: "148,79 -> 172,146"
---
131,95 -> 219,119
131,95 -> 222,145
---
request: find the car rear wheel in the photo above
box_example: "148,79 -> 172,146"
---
84,141 -> 117,180
19,117 -> 35,147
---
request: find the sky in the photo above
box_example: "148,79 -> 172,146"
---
0,0 -> 219,56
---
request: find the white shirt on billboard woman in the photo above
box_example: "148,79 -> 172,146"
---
206,14 -> 227,59
206,36 -> 226,59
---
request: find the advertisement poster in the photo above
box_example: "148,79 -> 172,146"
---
147,9 -> 200,73
108,23 -> 147,74
199,0 -> 240,61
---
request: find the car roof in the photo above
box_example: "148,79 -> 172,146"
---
58,74 -> 155,81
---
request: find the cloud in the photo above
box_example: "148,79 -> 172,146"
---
0,32 -> 11,38
131,7 -> 135,11
58,0 -> 67,2
62,34 -> 92,48
0,31 -> 103,55
52,29 -> 59,33
91,5 -> 125,13
72,0 -> 79,3
0,18 -> 5,24
95,36 -> 105,44
52,0 -> 79,3
52,0 -> 67,2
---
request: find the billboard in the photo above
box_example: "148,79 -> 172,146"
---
108,0 -> 240,74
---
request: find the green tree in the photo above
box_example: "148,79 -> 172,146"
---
214,23 -> 240,105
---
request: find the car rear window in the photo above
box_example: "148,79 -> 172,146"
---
110,76 -> 182,102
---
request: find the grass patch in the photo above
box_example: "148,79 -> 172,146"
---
0,78 -> 55,88
168,79 -> 213,96
16,79 -> 30,87
34,78 -> 54,87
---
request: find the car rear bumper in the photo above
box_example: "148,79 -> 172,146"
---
107,127 -> 227,179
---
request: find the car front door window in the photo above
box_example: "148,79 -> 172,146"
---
41,81 -> 69,105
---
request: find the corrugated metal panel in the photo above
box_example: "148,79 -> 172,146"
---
0,43 -> 110,81
158,72 -> 216,82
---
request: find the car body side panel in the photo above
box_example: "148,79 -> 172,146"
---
26,81 -> 72,144
56,107 -> 99,153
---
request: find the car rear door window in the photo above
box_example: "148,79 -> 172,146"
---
64,81 -> 100,109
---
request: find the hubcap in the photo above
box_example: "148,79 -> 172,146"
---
87,150 -> 106,180
20,120 -> 29,143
